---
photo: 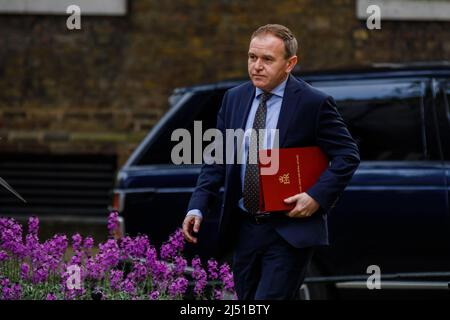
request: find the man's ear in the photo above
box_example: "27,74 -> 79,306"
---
286,55 -> 298,73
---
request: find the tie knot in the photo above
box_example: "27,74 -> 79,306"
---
260,91 -> 272,104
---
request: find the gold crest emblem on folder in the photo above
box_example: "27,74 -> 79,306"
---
278,173 -> 290,185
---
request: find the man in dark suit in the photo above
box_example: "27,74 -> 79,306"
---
182,24 -> 360,300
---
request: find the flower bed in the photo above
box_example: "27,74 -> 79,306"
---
0,211 -> 236,300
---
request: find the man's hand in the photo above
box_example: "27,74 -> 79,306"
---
284,192 -> 320,218
182,215 -> 202,244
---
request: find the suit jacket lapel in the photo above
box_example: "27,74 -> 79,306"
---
276,74 -> 304,147
229,83 -> 255,165
236,84 -> 255,130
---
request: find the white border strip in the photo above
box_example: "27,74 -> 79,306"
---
0,0 -> 127,16
357,0 -> 450,21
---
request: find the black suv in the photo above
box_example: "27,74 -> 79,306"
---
113,63 -> 450,299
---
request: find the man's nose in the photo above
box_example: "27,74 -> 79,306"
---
255,59 -> 264,70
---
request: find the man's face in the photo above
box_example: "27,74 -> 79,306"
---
248,33 -> 297,92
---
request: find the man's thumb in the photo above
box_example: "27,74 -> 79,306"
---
284,196 -> 295,203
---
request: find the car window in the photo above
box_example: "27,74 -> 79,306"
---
314,80 -> 426,161
136,90 -> 225,165
438,82 -> 450,160
445,85 -> 450,120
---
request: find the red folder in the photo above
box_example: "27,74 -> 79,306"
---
258,147 -> 329,212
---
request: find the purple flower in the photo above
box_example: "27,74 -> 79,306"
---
149,290 -> 160,300
214,288 -> 223,300
132,235 -> 151,259
0,218 -> 25,257
119,235 -> 150,260
174,256 -> 187,275
160,229 -> 185,261
25,233 -> 39,258
219,262 -> 231,275
32,266 -> 49,284
192,256 -> 202,270
20,263 -> 30,280
193,268 -> 208,298
160,243 -> 175,261
109,269 -> 123,291
46,234 -> 68,257
42,234 -> 68,272
171,229 -> 185,251
122,278 -> 136,295
2,282 -> 22,300
191,257 -> 207,298
219,263 -> 235,292
168,277 -> 189,298
1,286 -> 12,300
46,292 -> 57,300
0,250 -> 8,263
130,262 -> 148,282
151,261 -> 170,282
70,252 -> 82,266
145,246 -> 158,268
28,216 -> 39,237
85,257 -> 104,280
64,288 -> 85,300
0,213 -> 233,300
107,211 -> 119,238
119,236 -> 134,259
207,259 -> 219,280
0,277 -> 10,286
72,233 -> 83,252
97,239 -> 120,270
83,236 -> 94,257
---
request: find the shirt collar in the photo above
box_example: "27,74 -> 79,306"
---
255,77 -> 288,99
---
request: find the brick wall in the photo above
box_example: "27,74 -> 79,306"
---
1,0 -> 449,166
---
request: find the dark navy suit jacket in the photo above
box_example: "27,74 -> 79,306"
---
188,74 -> 360,255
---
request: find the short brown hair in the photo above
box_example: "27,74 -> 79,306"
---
251,24 -> 298,59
